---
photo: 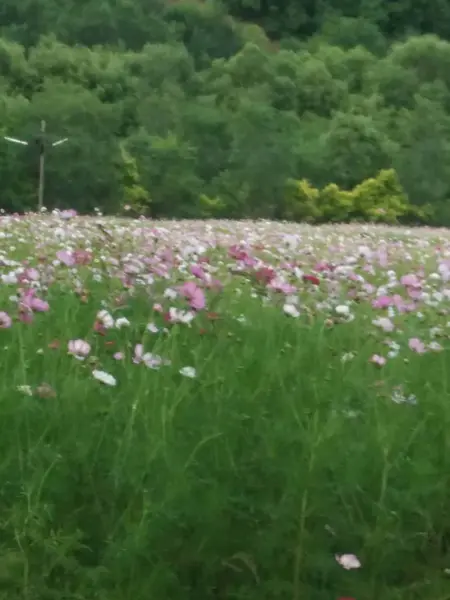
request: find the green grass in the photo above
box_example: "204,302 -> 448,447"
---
0,215 -> 449,599
0,284 -> 449,600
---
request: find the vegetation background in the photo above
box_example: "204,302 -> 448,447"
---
1,0 -> 450,222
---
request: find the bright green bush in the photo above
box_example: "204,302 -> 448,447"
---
118,145 -> 150,216
319,183 -> 353,222
198,193 -> 227,217
283,169 -> 417,224
350,168 -> 409,223
283,178 -> 322,222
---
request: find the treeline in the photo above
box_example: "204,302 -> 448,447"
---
1,1 -> 450,223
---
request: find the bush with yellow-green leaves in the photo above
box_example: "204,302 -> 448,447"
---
283,169 -> 430,224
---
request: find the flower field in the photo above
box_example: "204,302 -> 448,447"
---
0,213 -> 450,599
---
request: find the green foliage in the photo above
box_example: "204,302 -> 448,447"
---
350,168 -> 409,222
0,0 -> 450,224
283,169 -> 415,224
319,183 -> 354,222
283,178 -> 321,222
118,144 -> 150,215
198,193 -> 226,217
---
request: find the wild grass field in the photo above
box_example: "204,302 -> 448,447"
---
0,213 -> 450,600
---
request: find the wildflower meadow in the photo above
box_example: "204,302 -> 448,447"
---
0,212 -> 449,600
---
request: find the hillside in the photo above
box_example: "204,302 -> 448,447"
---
0,0 -> 450,223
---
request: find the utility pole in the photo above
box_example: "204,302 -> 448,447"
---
38,120 -> 45,212
3,120 -> 68,212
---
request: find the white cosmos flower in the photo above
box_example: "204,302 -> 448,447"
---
92,370 -> 117,386
429,341 -> 443,352
164,288 -> 177,300
115,317 -> 130,329
68,339 -> 91,359
143,353 -> 171,369
179,366 -> 197,378
17,384 -> 33,396
169,308 -> 195,324
2,273 -> 18,284
283,303 -> 300,318
335,553 -> 361,570
335,305 -> 350,316
97,310 -> 114,329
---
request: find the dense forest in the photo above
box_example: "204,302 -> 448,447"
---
1,0 -> 450,223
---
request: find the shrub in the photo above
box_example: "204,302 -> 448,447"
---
319,183 -> 353,222
350,168 -> 409,223
119,145 -> 150,216
283,169 -> 415,224
198,193 -> 227,217
283,178 -> 322,222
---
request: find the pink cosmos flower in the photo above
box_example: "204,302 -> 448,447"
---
268,278 -> 296,294
401,274 -> 421,288
68,339 -> 91,359
228,245 -> 248,261
0,311 -> 12,328
314,261 -> 333,272
191,264 -> 207,281
93,320 -> 106,335
56,250 -> 75,267
179,281 -> 206,310
60,209 -> 77,220
73,249 -> 92,265
370,354 -> 386,366
408,338 -> 426,354
20,267 -> 40,282
243,255 -> 258,268
407,288 -> 422,300
19,288 -> 49,314
255,266 -> 276,285
372,295 -> 392,309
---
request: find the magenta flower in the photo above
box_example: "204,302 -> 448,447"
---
407,288 -> 422,300
190,264 -> 207,281
0,311 -> 12,328
372,295 -> 392,309
19,289 -> 49,313
179,281 -> 206,310
56,250 -> 75,267
408,338 -> 426,354
22,268 -> 40,281
73,249 -> 92,265
31,297 -> 49,312
401,274 -> 421,288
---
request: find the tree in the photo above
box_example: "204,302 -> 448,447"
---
319,111 -> 395,189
